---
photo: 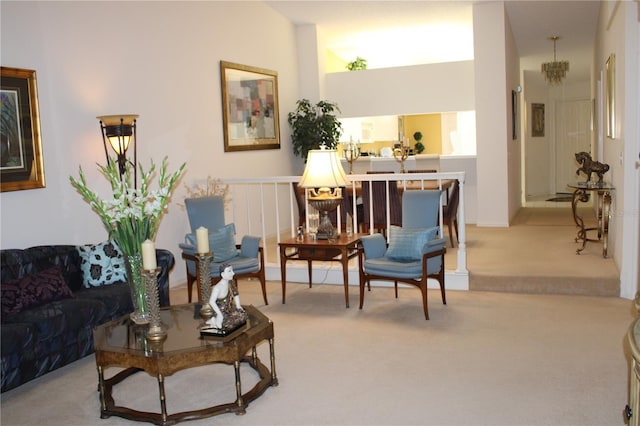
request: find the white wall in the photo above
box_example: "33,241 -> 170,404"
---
504,10 -> 522,223
595,1 -> 640,299
0,1 -> 300,287
325,61 -> 475,117
473,1 -> 510,227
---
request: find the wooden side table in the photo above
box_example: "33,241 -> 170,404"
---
278,233 -> 362,308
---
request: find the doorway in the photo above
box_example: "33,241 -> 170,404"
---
553,99 -> 592,194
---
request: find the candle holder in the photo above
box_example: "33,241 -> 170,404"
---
393,145 -> 410,173
141,268 -> 167,341
344,142 -> 361,174
196,252 -> 214,319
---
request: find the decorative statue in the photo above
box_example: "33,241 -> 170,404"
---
575,151 -> 609,183
205,264 -> 248,331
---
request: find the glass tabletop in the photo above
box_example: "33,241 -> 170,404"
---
94,304 -> 269,356
567,181 -> 615,190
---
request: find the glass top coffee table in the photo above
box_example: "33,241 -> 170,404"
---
93,304 -> 277,425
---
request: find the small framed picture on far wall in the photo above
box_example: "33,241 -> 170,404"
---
531,103 -> 545,137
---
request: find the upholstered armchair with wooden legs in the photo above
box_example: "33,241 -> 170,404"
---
179,196 -> 268,305
442,179 -> 460,247
358,190 -> 446,319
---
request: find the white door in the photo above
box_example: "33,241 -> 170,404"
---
555,99 -> 592,193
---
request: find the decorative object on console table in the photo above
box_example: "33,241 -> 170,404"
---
0,67 -> 45,192
70,155 -> 185,324
575,151 -> 609,183
220,61 -> 280,152
298,146 -> 349,240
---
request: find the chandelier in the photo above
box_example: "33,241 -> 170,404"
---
541,36 -> 569,85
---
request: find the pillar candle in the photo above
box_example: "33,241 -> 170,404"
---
141,239 -> 157,270
196,226 -> 209,254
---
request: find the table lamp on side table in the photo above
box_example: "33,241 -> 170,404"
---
299,146 -> 349,240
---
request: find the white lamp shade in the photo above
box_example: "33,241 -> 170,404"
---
299,148 -> 349,188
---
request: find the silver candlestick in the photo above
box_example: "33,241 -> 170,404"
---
142,268 -> 166,341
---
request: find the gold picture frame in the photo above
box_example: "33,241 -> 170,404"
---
220,61 -> 280,152
605,53 -> 615,139
1,66 -> 45,192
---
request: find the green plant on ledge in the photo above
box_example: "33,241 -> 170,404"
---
287,99 -> 342,161
346,57 -> 368,71
413,131 -> 425,154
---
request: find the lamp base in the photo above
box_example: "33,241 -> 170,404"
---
308,197 -> 342,240
317,209 -> 338,240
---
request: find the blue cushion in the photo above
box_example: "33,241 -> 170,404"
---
360,234 -> 387,259
186,224 -> 238,263
386,225 -> 439,262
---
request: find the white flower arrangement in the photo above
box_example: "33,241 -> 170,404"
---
70,157 -> 186,256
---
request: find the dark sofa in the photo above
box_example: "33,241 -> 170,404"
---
0,245 -> 175,393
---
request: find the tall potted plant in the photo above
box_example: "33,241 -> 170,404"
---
287,99 -> 342,161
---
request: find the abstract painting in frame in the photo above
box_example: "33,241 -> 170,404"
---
220,61 -> 280,152
531,103 -> 545,137
605,53 -> 615,139
1,67 -> 45,192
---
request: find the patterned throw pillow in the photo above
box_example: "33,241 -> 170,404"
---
386,225 -> 439,262
1,266 -> 75,317
77,241 -> 127,288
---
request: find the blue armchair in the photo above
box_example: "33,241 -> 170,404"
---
179,196 -> 267,305
358,190 -> 446,319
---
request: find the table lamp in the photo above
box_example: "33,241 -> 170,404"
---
299,146 -> 349,239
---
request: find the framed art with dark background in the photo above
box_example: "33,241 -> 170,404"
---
1,66 -> 45,192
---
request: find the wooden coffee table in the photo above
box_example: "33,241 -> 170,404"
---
279,233 -> 362,308
93,304 -> 277,425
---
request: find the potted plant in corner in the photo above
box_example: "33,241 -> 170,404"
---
413,131 -> 425,154
287,99 -> 343,161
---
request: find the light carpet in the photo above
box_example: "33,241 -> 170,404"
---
463,208 -> 619,296
1,282 -> 634,426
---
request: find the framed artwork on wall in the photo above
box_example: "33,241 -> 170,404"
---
605,53 -> 615,139
1,67 -> 45,192
511,90 -> 518,140
531,103 -> 545,137
220,61 -> 280,152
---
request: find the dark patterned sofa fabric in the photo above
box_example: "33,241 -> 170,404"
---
0,245 -> 175,393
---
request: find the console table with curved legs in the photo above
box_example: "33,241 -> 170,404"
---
567,182 -> 614,258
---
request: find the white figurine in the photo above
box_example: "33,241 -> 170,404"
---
206,264 -> 247,330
